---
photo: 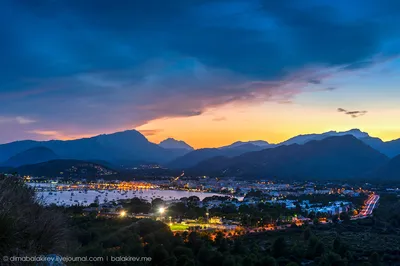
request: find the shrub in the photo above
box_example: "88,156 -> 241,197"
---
0,175 -> 68,256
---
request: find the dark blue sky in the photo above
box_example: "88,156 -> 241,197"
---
1,0 -> 400,146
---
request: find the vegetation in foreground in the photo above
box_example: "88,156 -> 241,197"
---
1,174 -> 400,266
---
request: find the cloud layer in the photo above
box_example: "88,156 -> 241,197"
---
337,108 -> 368,118
1,0 -> 400,141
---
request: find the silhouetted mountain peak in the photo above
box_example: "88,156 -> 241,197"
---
95,129 -> 148,143
221,140 -> 270,149
159,138 -> 194,151
280,128 -> 371,146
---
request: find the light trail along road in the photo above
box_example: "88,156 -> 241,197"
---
352,194 -> 379,220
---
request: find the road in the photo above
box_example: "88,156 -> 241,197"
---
352,194 -> 379,220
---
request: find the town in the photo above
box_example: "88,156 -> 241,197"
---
21,174 -> 391,231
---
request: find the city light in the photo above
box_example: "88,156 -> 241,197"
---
120,210 -> 126,217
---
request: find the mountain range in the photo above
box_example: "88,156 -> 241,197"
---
0,128 -> 400,180
0,130 -> 188,168
167,129 -> 400,169
279,129 -> 400,157
187,135 -> 390,179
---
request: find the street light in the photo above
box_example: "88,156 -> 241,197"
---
120,210 -> 126,218
158,207 -> 165,221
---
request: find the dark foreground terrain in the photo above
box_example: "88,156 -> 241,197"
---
1,174 -> 399,266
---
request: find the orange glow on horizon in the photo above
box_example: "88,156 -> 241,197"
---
137,103 -> 400,149
29,103 -> 400,149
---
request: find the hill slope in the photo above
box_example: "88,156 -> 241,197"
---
168,144 -> 272,169
0,130 -> 183,165
15,159 -> 117,179
168,148 -> 224,169
189,135 -> 389,179
375,154 -> 400,180
2,146 -> 58,167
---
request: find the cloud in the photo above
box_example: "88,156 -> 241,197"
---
138,129 -> 164,136
27,129 -> 95,141
278,100 -> 293,104
0,116 -> 36,124
308,79 -> 322,85
337,108 -> 368,118
0,0 -> 399,140
15,116 -> 36,124
29,130 -> 60,136
212,116 -> 227,122
324,87 -> 337,91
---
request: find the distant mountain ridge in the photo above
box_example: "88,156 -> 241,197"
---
1,128 -> 400,180
220,140 -> 271,149
0,130 -> 187,165
2,146 -> 58,167
188,135 -> 389,180
278,129 -> 400,158
159,138 -> 194,151
280,129 -> 370,146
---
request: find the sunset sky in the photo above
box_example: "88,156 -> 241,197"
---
1,0 -> 400,148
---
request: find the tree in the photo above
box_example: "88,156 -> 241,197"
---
306,235 -> 319,259
93,197 -> 100,207
222,255 -> 236,266
291,243 -> 305,259
176,255 -> 193,266
187,196 -> 200,206
333,236 -> 341,253
197,245 -> 215,265
150,244 -> 169,266
332,214 -> 339,224
0,175 -> 68,256
173,246 -> 194,259
339,212 -> 350,224
218,238 -> 229,253
233,239 -> 248,255
319,252 -> 344,266
124,197 -> 151,214
303,227 -> 312,240
260,256 -> 277,266
369,252 -> 381,266
271,237 -> 287,258
315,241 -> 325,257
152,198 -> 165,209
